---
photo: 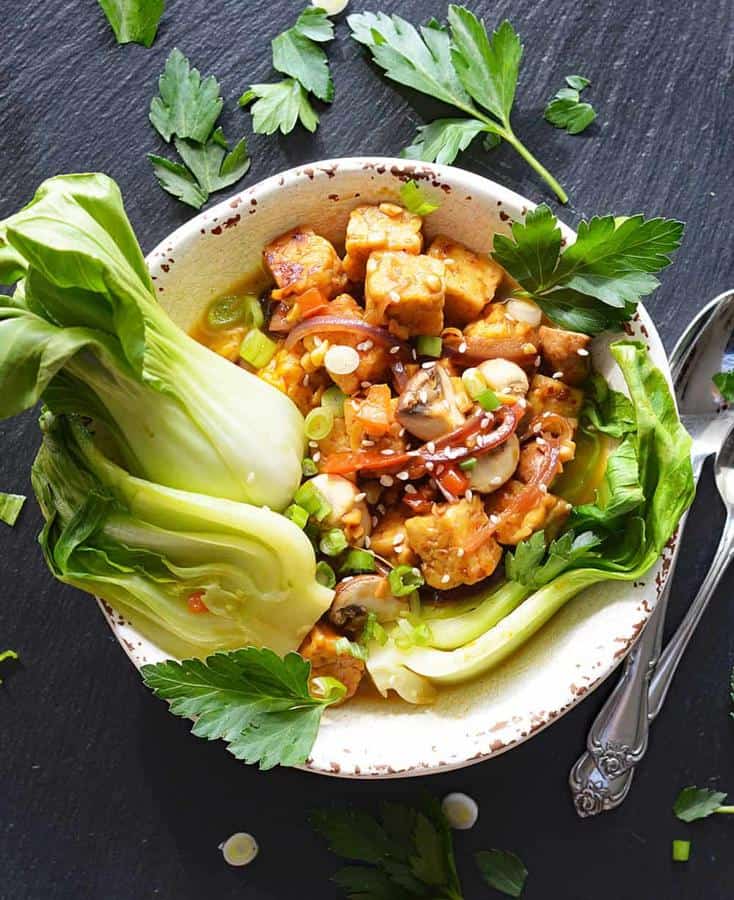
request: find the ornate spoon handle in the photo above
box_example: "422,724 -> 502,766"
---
569,454 -> 704,817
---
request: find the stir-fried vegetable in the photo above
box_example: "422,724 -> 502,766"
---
32,412 -> 332,658
0,174 -> 304,510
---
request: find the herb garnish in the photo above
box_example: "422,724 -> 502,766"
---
673,786 -> 734,822
148,49 -> 250,209
314,796 -> 528,898
476,849 -> 528,898
0,492 -> 25,527
240,7 -> 335,135
400,180 -> 440,216
99,0 -> 164,48
142,647 -> 346,770
544,75 -> 597,134
491,204 -> 684,333
505,530 -> 600,590
0,649 -> 19,682
349,7 -> 568,203
713,371 -> 734,402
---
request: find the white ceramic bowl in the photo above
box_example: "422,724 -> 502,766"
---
101,158 -> 675,778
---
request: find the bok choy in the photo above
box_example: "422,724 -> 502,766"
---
32,412 -> 332,658
367,341 -> 694,701
0,173 -> 304,510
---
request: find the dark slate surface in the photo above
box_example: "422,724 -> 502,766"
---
1,1 -> 733,897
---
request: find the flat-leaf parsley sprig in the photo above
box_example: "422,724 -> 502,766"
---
240,6 -> 336,135
544,75 -> 597,135
142,647 -> 346,770
348,6 -> 568,203
491,204 -> 684,333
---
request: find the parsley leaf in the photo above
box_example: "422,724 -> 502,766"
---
476,849 -> 528,898
313,796 -> 464,899
492,204 -> 684,333
399,180 -> 440,215
0,649 -> 19,683
98,0 -> 164,48
544,75 -> 596,134
240,80 -> 319,135
713,371 -> 734,402
0,491 -> 25,526
149,48 -> 223,144
674,786 -> 729,822
506,530 -> 600,590
241,6 -> 336,135
141,647 -> 345,770
349,7 -> 568,203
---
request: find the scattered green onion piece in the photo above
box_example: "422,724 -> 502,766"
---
362,611 -> 387,646
294,482 -> 331,521
389,565 -> 424,597
207,295 -> 247,329
0,492 -> 26,526
319,528 -> 348,557
411,622 -> 432,646
321,385 -> 347,418
242,293 -> 264,329
415,335 -> 442,358
459,457 -> 477,471
284,504 -> 309,530
672,840 -> 691,862
399,180 -> 440,216
393,617 -> 432,650
335,637 -> 368,661
477,387 -> 501,411
301,457 -> 318,477
315,561 -> 336,589
462,367 -> 487,400
339,548 -> 377,575
304,407 -> 334,441
239,328 -> 276,368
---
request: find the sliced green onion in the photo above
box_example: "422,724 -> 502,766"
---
304,521 -> 321,548
393,617 -> 433,650
207,295 -> 247,329
242,293 -> 264,329
301,457 -> 318,477
315,561 -> 336,589
284,504 -> 309,530
362,611 -> 387,646
239,328 -> 276,368
0,492 -> 26,526
389,564 -> 424,597
321,385 -> 347,418
415,335 -> 442,358
294,482 -> 331,521
335,637 -> 368,661
339,548 -> 377,575
672,840 -> 690,862
477,387 -> 501,411
462,367 -> 487,400
399,180 -> 440,216
459,457 -> 477,471
319,528 -> 348,557
304,406 -> 334,441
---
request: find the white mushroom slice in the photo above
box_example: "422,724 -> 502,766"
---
469,434 -> 520,493
310,473 -> 371,538
396,365 -> 465,441
506,297 -> 542,327
329,574 -> 409,631
477,358 -> 529,396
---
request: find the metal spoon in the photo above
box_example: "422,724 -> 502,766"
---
570,289 -> 734,816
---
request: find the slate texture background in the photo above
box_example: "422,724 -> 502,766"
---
1,1 -> 733,898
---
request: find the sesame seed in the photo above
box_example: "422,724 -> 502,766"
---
372,515 -> 379,527
309,440 -> 318,448
457,547 -> 465,557
577,347 -> 590,357
396,470 -> 410,480
392,532 -> 405,545
426,441 -> 436,453
534,356 -> 541,367
355,492 -> 366,502
312,451 -> 321,462
489,514 -> 500,524
458,341 -> 468,353
425,461 -> 434,471
394,544 -> 404,555
364,536 -> 371,548
389,290 -> 401,303
380,475 -> 394,487
465,489 -> 473,501
490,475 -> 502,485
381,448 -> 396,455
539,484 -> 548,493
422,361 -> 435,369
377,503 -> 386,514
480,417 -> 490,429
443,257 -> 455,266
390,345 -> 401,354
362,439 -> 375,447
399,428 -> 406,437
357,340 -> 374,352
313,337 -> 322,347
441,574 -> 450,584
303,374 -> 310,386
505,313 -> 516,322
361,381 -> 372,389
552,371 -> 564,379
404,484 -> 417,494
418,389 -> 429,404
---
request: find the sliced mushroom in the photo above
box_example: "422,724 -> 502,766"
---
309,473 -> 371,541
396,364 -> 465,441
477,358 -> 529,397
468,433 -> 520,493
328,574 -> 409,635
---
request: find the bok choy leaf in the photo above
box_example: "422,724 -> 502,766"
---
31,412 -> 332,658
0,173 -> 304,510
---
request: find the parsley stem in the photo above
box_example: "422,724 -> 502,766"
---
502,129 -> 568,204
715,805 -> 734,814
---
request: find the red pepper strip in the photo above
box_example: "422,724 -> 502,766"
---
436,465 -> 470,501
321,404 -> 523,476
